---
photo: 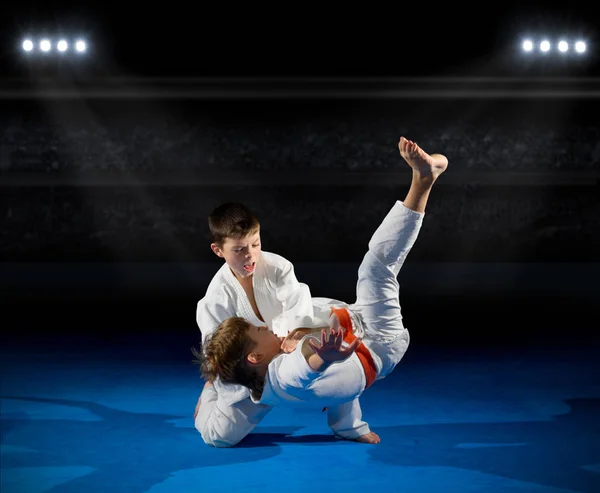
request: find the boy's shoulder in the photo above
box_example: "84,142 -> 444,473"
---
260,251 -> 294,271
203,263 -> 235,296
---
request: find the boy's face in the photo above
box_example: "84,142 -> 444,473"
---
211,230 -> 262,280
246,322 -> 283,365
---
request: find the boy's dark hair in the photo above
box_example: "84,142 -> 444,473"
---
208,202 -> 260,246
192,317 -> 265,401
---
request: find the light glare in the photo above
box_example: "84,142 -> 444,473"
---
39,39 -> 51,52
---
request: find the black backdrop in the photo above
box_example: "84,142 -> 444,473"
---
2,95 -> 598,347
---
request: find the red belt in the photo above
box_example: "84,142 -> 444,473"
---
329,306 -> 377,389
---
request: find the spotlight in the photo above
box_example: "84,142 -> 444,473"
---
539,40 -> 551,52
522,39 -> 534,52
22,39 -> 34,51
57,39 -> 68,52
574,41 -> 586,53
39,39 -> 51,52
557,40 -> 569,52
74,40 -> 87,53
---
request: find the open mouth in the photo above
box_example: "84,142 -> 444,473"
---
243,262 -> 256,273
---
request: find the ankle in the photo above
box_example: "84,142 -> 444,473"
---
411,171 -> 436,187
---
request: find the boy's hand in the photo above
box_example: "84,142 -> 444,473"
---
308,327 -> 360,362
194,381 -> 214,420
280,328 -> 312,353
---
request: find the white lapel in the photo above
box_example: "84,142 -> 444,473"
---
224,263 -> 263,326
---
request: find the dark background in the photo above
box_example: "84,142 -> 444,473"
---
1,1 -> 598,348
1,1 -> 599,78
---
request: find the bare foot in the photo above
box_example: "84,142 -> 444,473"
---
352,431 -> 381,444
398,136 -> 448,181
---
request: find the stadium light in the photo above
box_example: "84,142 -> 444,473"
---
20,36 -> 89,56
522,39 -> 534,52
575,41 -> 586,53
518,36 -> 588,58
39,39 -> 51,52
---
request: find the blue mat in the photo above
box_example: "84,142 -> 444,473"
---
2,335 -> 599,493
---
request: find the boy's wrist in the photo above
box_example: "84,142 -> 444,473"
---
308,353 -> 331,372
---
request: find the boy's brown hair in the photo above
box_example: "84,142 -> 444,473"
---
192,317 -> 265,401
208,202 -> 260,246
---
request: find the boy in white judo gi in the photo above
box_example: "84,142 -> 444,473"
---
194,202 -> 376,446
198,137 -> 448,441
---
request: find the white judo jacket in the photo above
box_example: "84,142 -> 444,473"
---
194,251 -> 370,447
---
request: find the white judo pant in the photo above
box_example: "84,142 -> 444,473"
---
349,200 -> 424,379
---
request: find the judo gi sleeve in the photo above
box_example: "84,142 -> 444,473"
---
195,383 -> 272,448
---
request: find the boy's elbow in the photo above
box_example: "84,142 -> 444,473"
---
206,437 -> 240,448
196,419 -> 243,448
201,429 -> 242,448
